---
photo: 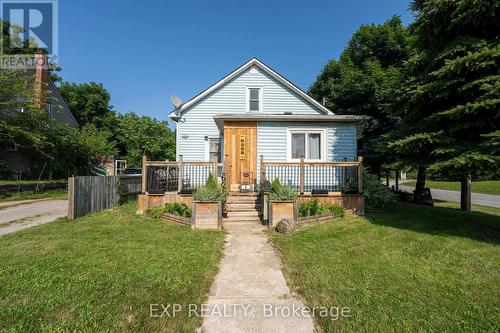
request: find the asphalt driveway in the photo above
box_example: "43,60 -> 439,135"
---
0,199 -> 67,236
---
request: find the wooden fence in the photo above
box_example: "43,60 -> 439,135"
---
68,175 -> 142,219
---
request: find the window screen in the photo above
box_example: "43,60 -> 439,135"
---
248,88 -> 260,111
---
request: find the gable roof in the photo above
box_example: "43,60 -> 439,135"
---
170,58 -> 333,119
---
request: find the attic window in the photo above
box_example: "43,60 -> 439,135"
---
247,87 -> 261,112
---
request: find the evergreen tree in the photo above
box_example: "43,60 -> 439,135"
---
309,16 -> 413,174
384,0 -> 499,210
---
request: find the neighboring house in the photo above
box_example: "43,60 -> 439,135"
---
169,58 -> 365,192
2,51 -> 78,174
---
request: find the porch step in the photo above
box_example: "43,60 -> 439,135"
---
226,195 -> 260,202
227,211 -> 262,218
223,216 -> 262,223
225,202 -> 262,211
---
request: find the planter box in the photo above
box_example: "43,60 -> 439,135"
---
191,201 -> 222,230
269,200 -> 298,229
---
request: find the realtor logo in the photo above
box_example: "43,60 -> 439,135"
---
0,0 -> 58,59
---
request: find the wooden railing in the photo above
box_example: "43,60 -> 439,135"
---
260,156 -> 363,194
141,155 -> 223,194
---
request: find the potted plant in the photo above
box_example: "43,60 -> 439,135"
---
268,178 -> 299,229
191,173 -> 227,230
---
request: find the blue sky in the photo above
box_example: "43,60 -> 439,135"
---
58,0 -> 413,126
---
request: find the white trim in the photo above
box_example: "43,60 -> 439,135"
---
204,137 -> 209,162
169,58 -> 333,119
286,128 -> 327,162
246,86 -> 262,112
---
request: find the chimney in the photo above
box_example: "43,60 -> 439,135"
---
34,50 -> 48,110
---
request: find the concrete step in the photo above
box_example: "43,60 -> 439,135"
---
223,221 -> 267,230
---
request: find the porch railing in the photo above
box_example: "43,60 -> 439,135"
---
141,155 -> 224,194
260,155 -> 363,194
141,154 -> 363,195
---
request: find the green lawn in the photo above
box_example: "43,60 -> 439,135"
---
434,199 -> 500,216
0,202 -> 225,332
403,180 -> 500,195
272,202 -> 500,332
0,188 -> 68,202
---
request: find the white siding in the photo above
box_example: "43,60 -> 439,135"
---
177,65 -> 325,161
257,122 -> 357,163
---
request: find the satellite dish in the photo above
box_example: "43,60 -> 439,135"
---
171,95 -> 182,108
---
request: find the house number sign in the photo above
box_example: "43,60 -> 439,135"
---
239,135 -> 246,160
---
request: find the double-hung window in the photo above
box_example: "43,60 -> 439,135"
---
207,137 -> 221,162
288,129 -> 325,162
247,87 -> 261,112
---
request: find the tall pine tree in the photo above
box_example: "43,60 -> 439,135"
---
385,0 -> 499,209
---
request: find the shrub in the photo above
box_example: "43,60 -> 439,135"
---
145,206 -> 166,219
192,174 -> 227,202
271,178 -> 282,192
363,170 -> 397,210
205,172 -> 218,190
145,202 -> 192,219
298,199 -> 345,217
164,202 -> 191,217
0,160 -> 12,179
269,185 -> 298,201
325,204 -> 345,218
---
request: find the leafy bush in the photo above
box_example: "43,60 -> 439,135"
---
0,160 -> 12,179
192,174 -> 227,202
298,198 -> 323,216
298,198 -> 345,217
269,177 -> 298,201
325,204 -> 345,218
363,170 -> 397,210
145,206 -> 166,219
145,202 -> 192,219
164,202 -> 191,217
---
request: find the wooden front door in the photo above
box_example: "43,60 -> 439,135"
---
223,121 -> 257,192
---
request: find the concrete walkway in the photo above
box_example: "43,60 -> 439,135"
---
0,199 -> 67,236
396,184 -> 500,208
199,225 -> 314,333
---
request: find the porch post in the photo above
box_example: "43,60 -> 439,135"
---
141,154 -> 147,193
213,154 -> 218,179
260,155 -> 265,184
358,156 -> 363,193
395,170 -> 399,191
299,155 -> 305,194
178,155 -> 183,192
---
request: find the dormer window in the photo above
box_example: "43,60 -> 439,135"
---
247,87 -> 261,112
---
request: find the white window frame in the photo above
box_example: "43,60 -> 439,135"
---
246,86 -> 262,112
286,128 -> 327,162
205,136 -> 221,162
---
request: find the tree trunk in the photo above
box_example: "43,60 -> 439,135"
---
460,174 -> 471,211
413,166 -> 433,205
415,166 -> 426,194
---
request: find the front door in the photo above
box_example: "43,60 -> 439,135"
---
223,121 -> 257,192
